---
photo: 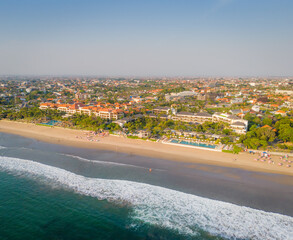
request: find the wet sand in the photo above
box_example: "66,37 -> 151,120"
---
1,130 -> 293,217
1,120 -> 293,176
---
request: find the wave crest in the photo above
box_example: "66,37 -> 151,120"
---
61,153 -> 149,169
0,156 -> 292,239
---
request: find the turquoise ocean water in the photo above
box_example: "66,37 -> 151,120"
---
0,132 -> 293,240
1,171 -> 205,240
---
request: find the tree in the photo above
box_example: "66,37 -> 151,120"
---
275,118 -> 292,130
278,125 -> 293,142
255,127 -> 276,142
222,129 -> 232,135
262,117 -> 272,126
221,136 -> 231,144
108,123 -> 121,131
259,140 -> 268,148
249,124 -> 258,131
233,145 -> 242,154
243,137 -> 261,149
253,117 -> 261,125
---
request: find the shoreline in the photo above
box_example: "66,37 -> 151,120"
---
1,119 -> 293,176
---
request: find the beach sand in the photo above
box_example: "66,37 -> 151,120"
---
1,120 -> 293,176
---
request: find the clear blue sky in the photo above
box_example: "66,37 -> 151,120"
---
0,0 -> 292,76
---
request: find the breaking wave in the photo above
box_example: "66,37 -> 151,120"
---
61,153 -> 149,169
0,156 -> 292,239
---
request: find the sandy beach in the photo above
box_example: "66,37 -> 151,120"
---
1,119 -> 293,176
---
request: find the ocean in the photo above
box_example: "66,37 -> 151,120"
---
0,132 -> 293,240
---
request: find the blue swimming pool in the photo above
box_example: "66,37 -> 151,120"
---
171,139 -> 216,149
40,120 -> 60,126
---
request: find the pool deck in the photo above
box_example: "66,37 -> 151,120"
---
162,139 -> 222,152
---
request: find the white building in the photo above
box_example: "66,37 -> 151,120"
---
251,105 -> 260,112
275,89 -> 293,95
212,112 -> 248,134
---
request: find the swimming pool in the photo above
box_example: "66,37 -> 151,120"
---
171,139 -> 216,149
40,120 -> 60,126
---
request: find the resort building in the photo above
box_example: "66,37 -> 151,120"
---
212,112 -> 235,124
113,117 -> 133,127
95,109 -> 124,120
212,112 -> 248,134
39,102 -> 53,110
172,112 -> 212,123
67,103 -> 85,114
148,113 -> 158,118
78,106 -> 93,115
137,130 -> 150,138
57,104 -> 70,112
153,107 -> 171,115
172,112 -> 196,123
39,102 -> 124,120
171,111 -> 248,134
194,112 -> 213,123
230,121 -> 248,134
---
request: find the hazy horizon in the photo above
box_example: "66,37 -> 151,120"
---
1,74 -> 293,79
1,0 -> 293,76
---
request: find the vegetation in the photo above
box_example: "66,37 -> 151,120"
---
0,107 -> 121,131
123,117 -> 233,137
0,107 -> 63,121
239,116 -> 293,150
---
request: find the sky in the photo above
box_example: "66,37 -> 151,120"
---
0,0 -> 292,77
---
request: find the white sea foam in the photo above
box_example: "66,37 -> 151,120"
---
61,153 -> 149,169
0,146 -> 7,149
0,156 -> 292,239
